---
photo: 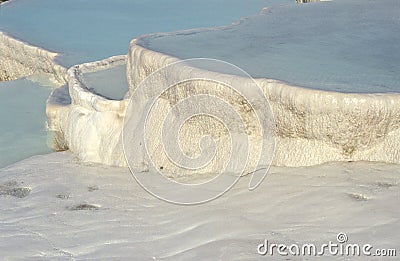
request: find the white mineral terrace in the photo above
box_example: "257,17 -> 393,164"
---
1,0 -> 399,171
46,0 -> 400,171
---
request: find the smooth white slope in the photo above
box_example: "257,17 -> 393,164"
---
0,152 -> 398,259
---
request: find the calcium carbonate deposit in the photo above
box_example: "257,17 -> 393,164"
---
46,0 -> 400,171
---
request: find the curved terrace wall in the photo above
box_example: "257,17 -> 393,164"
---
46,55 -> 128,166
45,37 -> 400,170
127,41 -> 400,167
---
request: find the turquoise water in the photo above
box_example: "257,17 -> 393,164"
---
83,65 -> 128,100
146,0 -> 400,93
0,78 -> 52,168
0,0 -> 269,67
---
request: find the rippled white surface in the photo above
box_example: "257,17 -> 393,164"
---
0,152 -> 399,259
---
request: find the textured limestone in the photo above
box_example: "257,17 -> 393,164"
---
46,55 -> 128,166
0,32 -> 66,84
127,41 -> 400,167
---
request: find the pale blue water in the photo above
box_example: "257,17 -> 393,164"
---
145,0 -> 400,93
0,0 -> 268,67
0,79 -> 52,168
83,65 -> 128,100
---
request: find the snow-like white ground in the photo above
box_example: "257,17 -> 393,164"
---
145,0 -> 400,93
0,152 -> 399,259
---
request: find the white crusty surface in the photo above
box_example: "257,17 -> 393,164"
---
127,42 -> 400,167
46,56 -> 128,166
